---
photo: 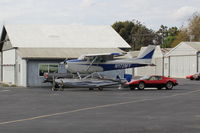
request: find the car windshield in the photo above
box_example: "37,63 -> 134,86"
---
140,75 -> 150,80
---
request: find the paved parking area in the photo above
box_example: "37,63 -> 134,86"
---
0,78 -> 200,133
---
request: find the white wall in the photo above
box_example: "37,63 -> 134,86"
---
0,52 -> 1,81
198,56 -> 200,72
15,54 -> 27,87
2,49 -> 16,84
20,59 -> 27,87
169,56 -> 197,78
164,57 -> 169,77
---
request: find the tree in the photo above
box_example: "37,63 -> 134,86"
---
171,29 -> 189,47
112,20 -> 155,50
156,25 -> 179,48
172,12 -> 200,47
188,12 -> 200,41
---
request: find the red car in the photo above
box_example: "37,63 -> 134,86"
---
126,75 -> 178,90
186,73 -> 200,80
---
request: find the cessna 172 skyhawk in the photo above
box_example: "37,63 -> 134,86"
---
53,45 -> 156,91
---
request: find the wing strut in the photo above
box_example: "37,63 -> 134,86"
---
86,56 -> 98,72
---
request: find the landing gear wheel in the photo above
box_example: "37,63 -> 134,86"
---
59,86 -> 64,91
165,81 -> 173,90
58,80 -> 64,91
52,83 -> 59,91
138,82 -> 145,90
89,88 -> 94,91
98,87 -> 103,91
52,87 -> 58,91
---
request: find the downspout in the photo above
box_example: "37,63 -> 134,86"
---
168,56 -> 170,77
0,50 -> 2,81
26,59 -> 29,87
14,48 -> 17,85
162,56 -> 164,76
197,52 -> 200,72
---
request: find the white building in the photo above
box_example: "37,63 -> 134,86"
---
0,25 -> 130,87
164,42 -> 200,78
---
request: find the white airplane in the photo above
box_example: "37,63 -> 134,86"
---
53,45 -> 156,91
65,45 -> 156,74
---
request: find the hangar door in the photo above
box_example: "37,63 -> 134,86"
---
27,60 -> 66,87
170,56 -> 196,78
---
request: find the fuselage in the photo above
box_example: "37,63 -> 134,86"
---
65,58 -> 150,74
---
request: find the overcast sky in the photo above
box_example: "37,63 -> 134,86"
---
0,0 -> 200,31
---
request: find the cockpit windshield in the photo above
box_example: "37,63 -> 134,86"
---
78,55 -> 86,60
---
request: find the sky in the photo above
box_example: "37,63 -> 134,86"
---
0,0 -> 200,31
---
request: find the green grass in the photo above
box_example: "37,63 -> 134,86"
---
0,83 -> 17,87
0,83 -> 10,87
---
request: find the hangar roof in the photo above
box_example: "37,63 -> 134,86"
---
17,48 -> 123,59
165,42 -> 200,56
3,24 -> 130,48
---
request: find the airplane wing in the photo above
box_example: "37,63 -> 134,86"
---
84,52 -> 126,58
79,53 -> 126,71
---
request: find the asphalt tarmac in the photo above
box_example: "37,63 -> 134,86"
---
0,78 -> 200,133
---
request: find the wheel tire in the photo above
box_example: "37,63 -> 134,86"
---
165,81 -> 173,90
52,83 -> 59,91
98,87 -> 103,91
59,87 -> 64,91
89,88 -> 94,91
52,87 -> 58,91
129,85 -> 135,90
55,83 -> 59,88
138,82 -> 145,90
157,87 -> 162,90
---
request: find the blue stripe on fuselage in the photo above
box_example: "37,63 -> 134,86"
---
67,59 -> 85,62
98,64 -> 147,71
80,63 -> 147,71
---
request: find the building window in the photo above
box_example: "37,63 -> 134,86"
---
39,64 -> 58,76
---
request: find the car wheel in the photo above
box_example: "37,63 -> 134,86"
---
129,85 -> 135,90
165,81 -> 173,90
138,82 -> 145,90
157,87 -> 162,90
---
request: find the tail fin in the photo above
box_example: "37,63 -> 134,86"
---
137,45 -> 156,59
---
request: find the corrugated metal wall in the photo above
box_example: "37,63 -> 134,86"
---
169,56 -> 197,78
2,49 -> 16,84
0,52 -> 1,81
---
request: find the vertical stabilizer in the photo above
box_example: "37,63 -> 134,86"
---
137,45 -> 156,59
